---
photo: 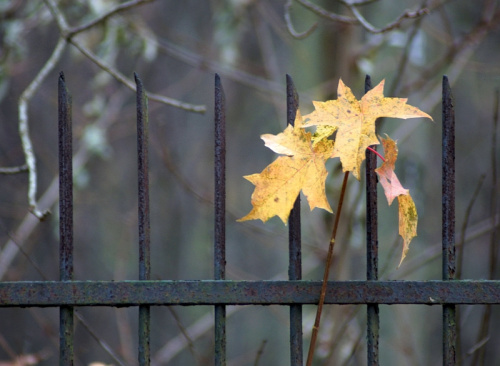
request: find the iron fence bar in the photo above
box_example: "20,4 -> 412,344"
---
442,75 -> 456,365
364,75 -> 379,366
58,72 -> 74,366
135,73 -> 151,366
3,280 -> 500,306
214,73 -> 226,366
286,74 -> 303,366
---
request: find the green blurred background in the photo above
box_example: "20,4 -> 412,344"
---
0,0 -> 499,365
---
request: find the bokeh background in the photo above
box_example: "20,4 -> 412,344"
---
0,0 -> 499,365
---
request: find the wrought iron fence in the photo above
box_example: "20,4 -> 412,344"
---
1,71 -> 499,366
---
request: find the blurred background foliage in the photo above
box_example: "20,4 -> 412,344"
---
0,0 -> 499,365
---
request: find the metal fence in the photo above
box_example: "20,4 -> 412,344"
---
1,72 -> 499,366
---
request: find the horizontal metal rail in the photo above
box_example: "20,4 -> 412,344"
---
2,280 -> 500,306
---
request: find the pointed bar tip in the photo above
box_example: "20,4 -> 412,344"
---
215,73 -> 225,103
443,74 -> 450,88
134,72 -> 143,88
365,74 -> 372,93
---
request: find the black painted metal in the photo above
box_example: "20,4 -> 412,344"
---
442,75 -> 456,365
58,72 -> 74,366
135,73 -> 151,366
214,73 -> 226,366
364,75 -> 380,366
286,74 -> 303,366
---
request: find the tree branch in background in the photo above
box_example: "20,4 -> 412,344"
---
17,36 -> 67,220
68,0 -> 155,35
69,39 -> 206,113
294,0 -> 429,34
284,0 -> 318,39
342,1 -> 429,34
0,164 -> 28,174
294,0 -> 358,24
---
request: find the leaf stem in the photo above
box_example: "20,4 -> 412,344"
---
367,146 -> 385,162
306,171 -> 349,366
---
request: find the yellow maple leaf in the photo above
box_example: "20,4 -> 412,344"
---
398,194 -> 417,267
375,135 -> 417,266
238,111 -> 334,224
302,79 -> 432,179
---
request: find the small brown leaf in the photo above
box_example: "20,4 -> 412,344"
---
375,135 -> 408,205
374,135 -> 418,266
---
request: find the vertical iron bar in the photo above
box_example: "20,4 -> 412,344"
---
286,74 -> 303,366
365,75 -> 379,366
58,72 -> 74,366
442,75 -> 456,365
214,73 -> 226,366
135,73 -> 151,366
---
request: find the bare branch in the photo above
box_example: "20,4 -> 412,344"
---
294,0 -> 429,34
69,0 -> 155,36
342,0 -> 379,5
284,0 -> 318,39
69,39 -> 205,113
18,36 -> 67,220
43,0 -> 69,34
0,164 -> 28,174
346,3 -> 429,34
294,0 -> 358,24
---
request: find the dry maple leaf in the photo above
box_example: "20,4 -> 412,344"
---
238,111 -> 334,224
398,194 -> 417,267
302,79 -> 432,179
375,134 -> 408,205
375,135 -> 417,266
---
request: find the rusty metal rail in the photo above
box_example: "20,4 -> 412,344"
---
0,72 -> 495,366
2,280 -> 500,306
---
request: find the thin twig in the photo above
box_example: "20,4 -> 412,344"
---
341,0 -> 379,5
306,171 -> 350,366
0,164 -> 28,174
294,0 -> 357,24
68,0 -> 155,35
456,174 -> 486,279
346,3 -> 429,34
284,0 -> 318,39
455,173 -> 486,360
70,38 -> 206,113
253,340 -> 268,366
18,36 -> 67,220
294,0 -> 429,34
167,307 -> 203,365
